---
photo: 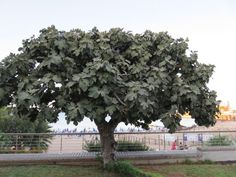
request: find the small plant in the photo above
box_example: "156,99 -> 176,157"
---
200,159 -> 214,164
84,140 -> 149,152
105,160 -> 152,177
84,141 -> 102,152
95,153 -> 103,163
182,159 -> 214,165
206,135 -> 233,146
117,140 -> 149,152
183,158 -> 193,164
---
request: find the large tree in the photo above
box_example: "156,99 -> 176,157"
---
0,26 -> 219,165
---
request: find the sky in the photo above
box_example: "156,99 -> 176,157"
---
0,0 -> 236,130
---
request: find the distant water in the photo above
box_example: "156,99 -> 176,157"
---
49,113 -> 196,132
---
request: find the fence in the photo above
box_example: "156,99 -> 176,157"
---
0,130 -> 235,153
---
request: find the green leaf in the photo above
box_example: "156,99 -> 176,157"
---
50,55 -> 62,65
88,86 -> 100,98
18,92 -> 31,100
52,75 -> 62,82
170,95 -> 177,102
100,87 -> 109,97
125,92 -> 137,101
158,44 -> 165,50
106,105 -> 117,115
17,82 -> 25,91
0,88 -> 5,99
66,81 -> 76,88
131,51 -> 138,57
72,74 -> 81,81
41,75 -> 51,83
57,97 -> 66,107
79,79 -> 89,92
191,85 -> 200,94
140,101 -> 148,110
159,61 -> 166,67
165,55 -> 171,60
138,89 -> 148,96
54,39 -> 66,50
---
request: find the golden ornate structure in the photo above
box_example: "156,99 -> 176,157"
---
181,105 -> 236,121
216,105 -> 236,121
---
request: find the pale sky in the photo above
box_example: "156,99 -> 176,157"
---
1,0 -> 236,129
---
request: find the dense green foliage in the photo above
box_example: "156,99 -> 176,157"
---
206,135 -> 233,146
0,26 -> 219,132
0,108 -> 51,133
84,140 -> 149,152
105,161 -> 157,177
0,107 -> 51,152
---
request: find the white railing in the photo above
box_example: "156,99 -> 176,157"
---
0,130 -> 235,153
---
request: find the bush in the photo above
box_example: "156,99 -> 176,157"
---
105,161 -> 151,177
84,140 -> 149,152
206,135 -> 233,146
84,141 -> 102,152
0,148 -> 43,154
117,141 -> 149,152
0,107 -> 52,153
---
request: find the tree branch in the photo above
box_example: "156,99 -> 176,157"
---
114,93 -> 126,106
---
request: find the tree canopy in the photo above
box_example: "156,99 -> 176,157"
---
0,26 -> 219,164
0,26 -> 219,130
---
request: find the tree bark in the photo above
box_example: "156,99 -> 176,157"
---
96,122 -> 117,167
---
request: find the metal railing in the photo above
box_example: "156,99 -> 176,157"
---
0,130 -> 235,153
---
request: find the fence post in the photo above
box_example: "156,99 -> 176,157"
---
163,134 -> 166,150
201,133 -> 203,147
38,136 -> 40,151
60,135 -> 62,153
15,135 -> 18,151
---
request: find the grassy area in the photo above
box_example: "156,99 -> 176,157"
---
0,165 -> 120,177
0,164 -> 235,177
141,164 -> 236,177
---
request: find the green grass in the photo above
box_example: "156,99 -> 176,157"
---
141,164 -> 236,177
0,165 -> 120,177
0,164 -> 235,177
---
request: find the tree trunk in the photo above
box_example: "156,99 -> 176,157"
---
97,123 -> 117,167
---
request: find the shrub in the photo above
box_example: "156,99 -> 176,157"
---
84,141 -> 102,152
117,141 -> 149,152
206,135 -> 233,146
183,158 -> 193,164
84,140 -> 149,152
200,159 -> 214,164
0,107 -> 52,153
105,161 -> 151,177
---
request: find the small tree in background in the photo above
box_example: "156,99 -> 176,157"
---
0,107 -> 51,152
0,26 -> 219,165
206,135 -> 233,146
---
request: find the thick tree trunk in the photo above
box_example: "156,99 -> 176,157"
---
96,123 -> 117,166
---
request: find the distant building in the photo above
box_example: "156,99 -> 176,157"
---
216,105 -> 236,121
180,105 -> 236,121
